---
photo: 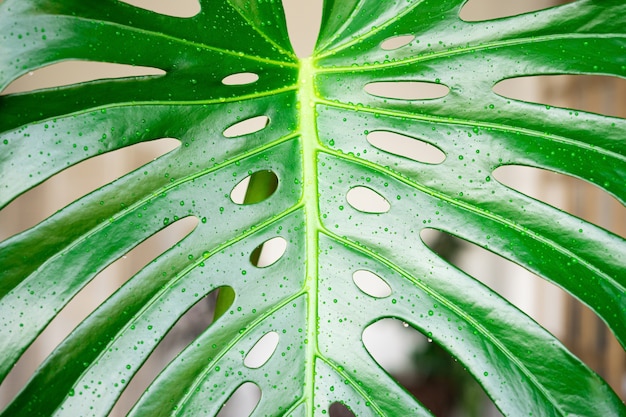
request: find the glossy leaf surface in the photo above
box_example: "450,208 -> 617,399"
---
1,0 -> 625,415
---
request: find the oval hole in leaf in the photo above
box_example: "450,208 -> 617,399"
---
223,116 -> 270,138
0,61 -> 165,95
364,81 -> 449,100
216,382 -> 261,417
352,270 -> 392,298
460,0 -> 576,22
346,186 -> 391,214
367,131 -> 446,164
0,138 -> 181,240
112,282 -> 228,415
494,75 -> 626,118
230,170 -> 279,205
0,216 -> 199,409
221,72 -> 260,86
380,34 -> 415,51
243,331 -> 280,368
493,165 -> 626,238
119,0 -> 201,18
250,237 -> 287,268
329,402 -> 356,417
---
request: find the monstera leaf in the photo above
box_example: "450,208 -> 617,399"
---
1,0 -> 625,415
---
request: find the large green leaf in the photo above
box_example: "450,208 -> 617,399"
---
1,0 -> 625,415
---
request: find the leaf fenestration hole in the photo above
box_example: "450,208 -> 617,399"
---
367,131 -> 446,164
223,116 -> 270,138
364,81 -> 449,100
460,0 -> 576,22
493,165 -> 626,238
380,35 -> 416,51
363,318 -> 427,378
329,402 -> 356,417
230,170 -> 279,205
0,216 -> 199,412
215,382 -> 261,417
0,61 -> 165,95
243,331 -> 280,368
119,0 -> 201,18
0,138 -> 181,240
363,318 -> 494,416
493,75 -> 626,119
111,282 -> 227,416
221,72 -> 260,86
346,186 -> 391,214
352,270 -> 392,298
250,237 -> 287,268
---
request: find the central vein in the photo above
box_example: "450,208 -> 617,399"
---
298,57 -> 321,414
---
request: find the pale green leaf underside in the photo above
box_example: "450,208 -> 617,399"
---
0,0 -> 625,416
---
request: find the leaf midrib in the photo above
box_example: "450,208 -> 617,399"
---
298,57 -> 323,417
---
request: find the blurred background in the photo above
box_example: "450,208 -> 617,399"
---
0,0 -> 624,416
